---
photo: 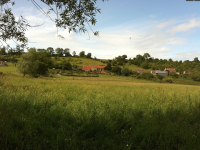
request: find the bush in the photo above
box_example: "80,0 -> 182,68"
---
121,67 -> 130,76
111,66 -> 121,75
141,61 -> 150,69
180,74 -> 189,79
136,74 -> 142,79
169,72 -> 179,78
0,71 -> 3,75
190,71 -> 200,81
165,79 -> 173,83
132,71 -> 140,78
141,73 -> 154,80
157,75 -> 164,81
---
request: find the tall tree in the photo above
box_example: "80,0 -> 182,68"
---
0,47 -> 7,55
46,47 -> 54,56
72,51 -> 76,57
55,47 -> 64,57
194,57 -> 199,62
86,53 -> 92,58
143,53 -> 151,60
0,0 -> 108,47
37,48 -> 46,52
79,51 -> 85,57
17,49 -> 53,77
63,48 -> 71,57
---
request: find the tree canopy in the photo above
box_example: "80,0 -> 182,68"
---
0,0 -> 108,48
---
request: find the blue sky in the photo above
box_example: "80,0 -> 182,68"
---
6,0 -> 200,60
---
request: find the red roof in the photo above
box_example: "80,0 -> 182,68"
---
165,68 -> 175,71
82,67 -> 92,70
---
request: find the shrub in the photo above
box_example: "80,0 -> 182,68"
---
180,74 -> 189,79
141,73 -> 154,80
141,61 -> 150,69
157,75 -> 164,81
0,71 -> 3,75
111,66 -> 121,75
136,74 -> 142,79
121,67 -> 130,76
165,79 -> 173,83
169,72 -> 179,78
190,71 -> 200,81
132,71 -> 140,78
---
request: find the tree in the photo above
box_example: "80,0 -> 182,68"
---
72,51 -> 76,57
143,53 -> 151,60
47,47 -> 54,56
63,48 -> 71,57
37,48 -> 46,52
190,69 -> 200,81
61,60 -> 72,70
157,74 -> 164,81
79,51 -> 85,57
194,57 -> 199,62
17,49 -> 53,77
111,66 -> 121,75
0,47 -> 7,55
15,44 -> 24,55
1,0 -> 108,47
122,55 -> 127,60
141,60 -> 150,69
121,67 -> 130,76
104,62 -> 112,71
55,47 -> 64,57
86,53 -> 92,58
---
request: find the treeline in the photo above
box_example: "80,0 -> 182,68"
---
110,53 -> 200,73
0,46 -> 94,59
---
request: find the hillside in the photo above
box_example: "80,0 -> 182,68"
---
53,57 -> 106,67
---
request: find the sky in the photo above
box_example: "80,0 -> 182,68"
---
4,0 -> 200,60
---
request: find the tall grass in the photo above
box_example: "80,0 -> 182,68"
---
1,74 -> 200,149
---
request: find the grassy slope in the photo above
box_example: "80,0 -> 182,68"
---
1,74 -> 200,149
53,57 -> 106,67
123,64 -> 152,73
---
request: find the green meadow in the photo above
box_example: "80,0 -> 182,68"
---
1,71 -> 200,149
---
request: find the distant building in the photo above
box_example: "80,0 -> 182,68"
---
135,69 -> 145,74
0,61 -> 6,66
164,68 -> 176,72
82,65 -> 105,71
183,70 -> 191,74
151,70 -> 168,76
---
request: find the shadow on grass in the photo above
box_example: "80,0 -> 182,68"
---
1,98 -> 200,150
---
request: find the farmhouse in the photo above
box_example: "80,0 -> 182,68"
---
135,69 -> 145,74
0,61 -> 6,66
151,70 -> 168,76
183,70 -> 190,74
82,65 -> 105,71
164,68 -> 176,72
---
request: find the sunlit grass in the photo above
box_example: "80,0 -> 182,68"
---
1,74 -> 200,149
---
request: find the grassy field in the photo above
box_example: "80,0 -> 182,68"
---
0,63 -> 18,74
1,73 -> 200,149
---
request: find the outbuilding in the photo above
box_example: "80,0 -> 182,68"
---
151,70 -> 168,76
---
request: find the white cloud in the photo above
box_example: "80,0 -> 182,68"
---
173,50 -> 200,61
156,20 -> 174,29
167,19 -> 200,35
